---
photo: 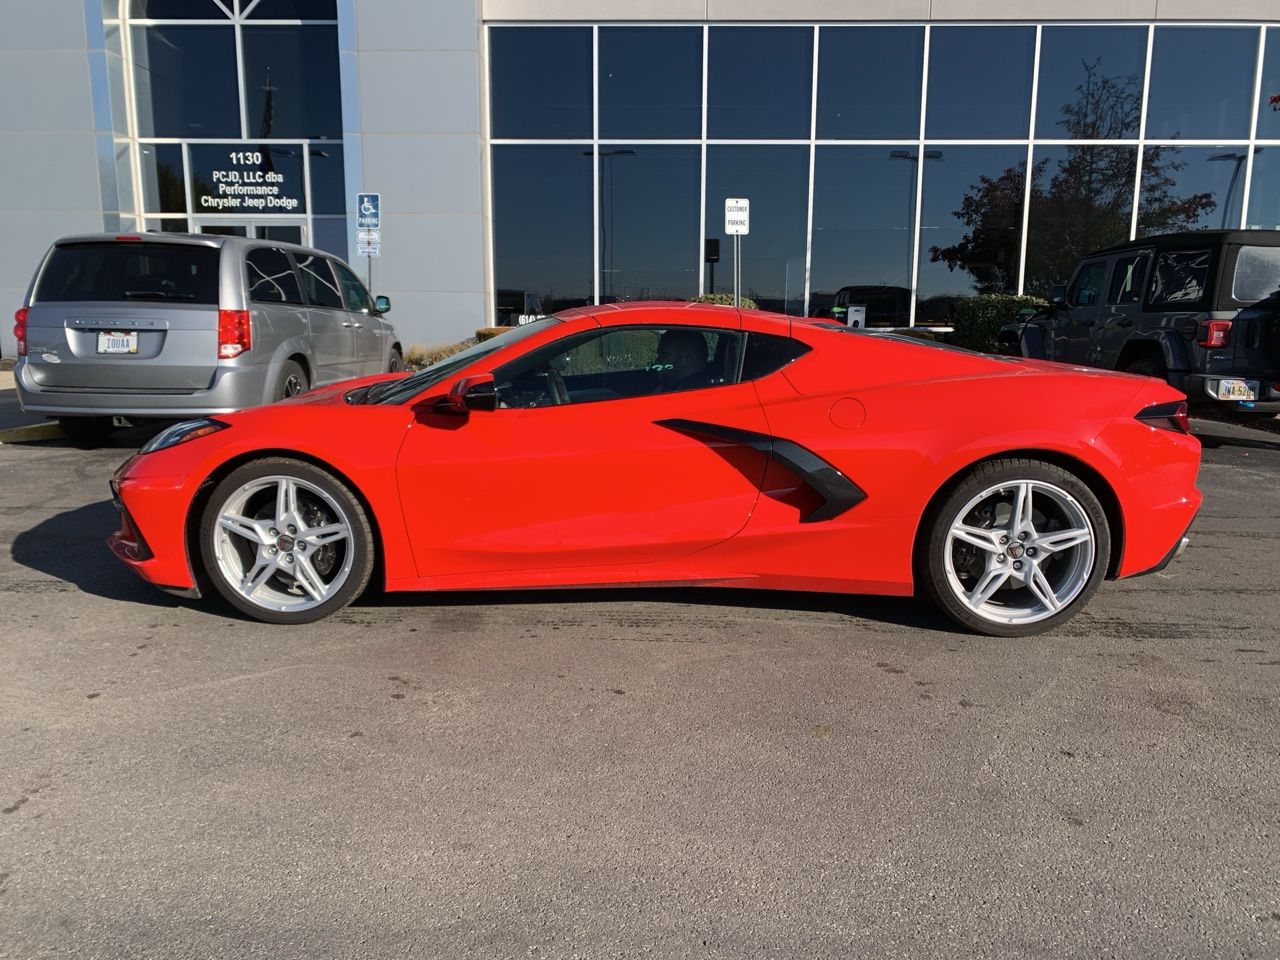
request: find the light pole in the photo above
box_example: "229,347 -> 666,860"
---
888,150 -> 943,318
584,148 -> 636,302
1208,151 -> 1249,229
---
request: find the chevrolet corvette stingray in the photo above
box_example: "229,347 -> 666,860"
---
108,302 -> 1201,636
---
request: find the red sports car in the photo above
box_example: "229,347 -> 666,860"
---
108,302 -> 1201,636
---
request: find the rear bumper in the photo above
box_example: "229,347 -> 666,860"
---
1182,373 -> 1280,413
15,359 -> 271,418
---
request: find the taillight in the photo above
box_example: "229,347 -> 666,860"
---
217,309 -> 251,359
1197,319 -> 1231,348
1136,400 -> 1190,434
13,306 -> 28,357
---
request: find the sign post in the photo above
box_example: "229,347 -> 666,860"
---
356,192 -> 381,290
724,198 -> 749,307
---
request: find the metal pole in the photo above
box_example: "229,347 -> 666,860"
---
733,235 -> 741,308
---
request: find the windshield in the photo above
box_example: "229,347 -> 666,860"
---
1231,245 -> 1280,303
373,318 -> 561,404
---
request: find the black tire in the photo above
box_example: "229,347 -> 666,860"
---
1123,355 -> 1166,380
272,359 -> 309,401
387,347 -> 404,374
918,458 -> 1111,638
198,457 -> 375,625
57,416 -> 116,444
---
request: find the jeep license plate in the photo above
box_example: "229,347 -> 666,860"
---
1217,379 -> 1257,401
96,331 -> 138,354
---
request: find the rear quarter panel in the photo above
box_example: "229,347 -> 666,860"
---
728,327 -> 1199,591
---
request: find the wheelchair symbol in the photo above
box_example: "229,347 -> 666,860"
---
360,197 -> 376,215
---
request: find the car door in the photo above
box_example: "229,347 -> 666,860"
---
394,320 -> 771,579
1095,250 -> 1151,367
293,253 -> 354,383
331,259 -> 385,375
1053,259 -> 1108,364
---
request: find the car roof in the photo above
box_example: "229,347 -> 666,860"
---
51,231 -> 343,262
1087,229 -> 1280,257
559,300 -> 794,334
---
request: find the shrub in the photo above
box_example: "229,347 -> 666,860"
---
950,295 -> 1047,353
403,341 -> 468,371
689,293 -> 760,310
475,326 -> 509,342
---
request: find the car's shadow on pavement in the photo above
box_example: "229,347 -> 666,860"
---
9,499 -> 179,608
357,585 -> 957,634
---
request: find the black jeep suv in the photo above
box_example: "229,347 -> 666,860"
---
1001,231 -> 1280,417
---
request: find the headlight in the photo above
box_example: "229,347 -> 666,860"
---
139,418 -> 229,455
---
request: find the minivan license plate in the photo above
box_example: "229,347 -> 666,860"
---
96,331 -> 138,354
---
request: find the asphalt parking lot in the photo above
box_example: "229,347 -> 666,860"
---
1,381 -> 1278,959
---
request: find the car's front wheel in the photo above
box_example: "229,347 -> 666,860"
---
919,459 -> 1110,637
198,458 -> 375,624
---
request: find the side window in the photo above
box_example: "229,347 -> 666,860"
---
1068,260 -> 1107,307
1107,253 -> 1150,306
494,326 -> 741,408
245,247 -> 303,304
1148,249 -> 1212,308
294,254 -> 344,309
741,332 -> 810,381
332,260 -> 373,314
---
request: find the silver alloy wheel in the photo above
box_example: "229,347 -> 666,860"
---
282,373 -> 305,397
942,479 -> 1096,626
211,474 -> 355,614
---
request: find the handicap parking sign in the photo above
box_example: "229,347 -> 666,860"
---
356,192 -> 380,229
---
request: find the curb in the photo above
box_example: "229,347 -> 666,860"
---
0,422 -> 64,443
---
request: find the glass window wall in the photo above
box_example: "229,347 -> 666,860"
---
599,28 -> 702,140
492,146 -> 594,318
489,22 -> 1278,326
1145,27 -> 1257,140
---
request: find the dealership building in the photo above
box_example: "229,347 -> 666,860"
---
3,0 -> 1280,354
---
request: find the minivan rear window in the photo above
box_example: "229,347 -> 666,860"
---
35,242 -> 220,304
1231,245 -> 1280,303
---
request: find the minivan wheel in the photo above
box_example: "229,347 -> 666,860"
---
57,416 -> 116,444
273,360 -> 309,401
199,458 -> 375,625
919,458 -> 1110,637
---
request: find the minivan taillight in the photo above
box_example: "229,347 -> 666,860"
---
1136,400 -> 1190,434
13,306 -> 28,357
1198,319 -> 1231,348
217,309 -> 251,359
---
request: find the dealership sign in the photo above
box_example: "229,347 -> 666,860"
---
190,146 -> 305,213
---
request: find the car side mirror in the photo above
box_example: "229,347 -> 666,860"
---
438,374 -> 497,414
1049,284 -> 1067,306
374,294 -> 391,314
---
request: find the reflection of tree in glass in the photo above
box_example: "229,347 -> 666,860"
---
930,61 -> 1217,296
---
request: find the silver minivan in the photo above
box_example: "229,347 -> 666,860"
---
14,233 -> 402,441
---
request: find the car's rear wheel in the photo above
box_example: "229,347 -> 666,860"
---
920,459 -> 1110,637
198,458 -> 375,624
57,416 -> 115,445
273,360 -> 309,401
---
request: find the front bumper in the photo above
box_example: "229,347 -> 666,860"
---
15,359 -> 271,418
108,460 -> 201,593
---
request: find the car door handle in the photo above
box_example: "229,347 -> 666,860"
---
342,321 -> 363,328
1080,320 -> 1095,328
1112,318 -> 1133,328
